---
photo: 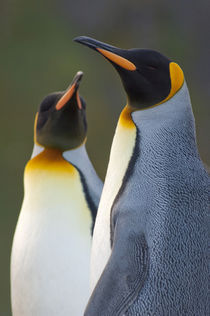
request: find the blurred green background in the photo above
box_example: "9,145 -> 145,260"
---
0,0 -> 209,314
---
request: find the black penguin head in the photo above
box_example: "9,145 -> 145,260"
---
35,71 -> 87,151
74,36 -> 184,109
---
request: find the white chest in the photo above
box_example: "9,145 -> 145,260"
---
11,169 -> 92,316
90,114 -> 136,290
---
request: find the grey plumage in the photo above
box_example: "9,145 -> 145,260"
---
85,83 -> 210,315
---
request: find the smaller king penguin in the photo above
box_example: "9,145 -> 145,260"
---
11,71 -> 103,316
75,37 -> 210,315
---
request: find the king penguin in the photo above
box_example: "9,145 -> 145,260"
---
10,71 -> 103,316
75,37 -> 210,315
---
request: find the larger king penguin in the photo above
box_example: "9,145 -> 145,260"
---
75,37 -> 210,315
11,72 -> 103,316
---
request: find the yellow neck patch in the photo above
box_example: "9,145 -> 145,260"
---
119,105 -> 136,129
26,148 -> 76,175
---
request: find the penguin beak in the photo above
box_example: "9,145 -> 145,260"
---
74,36 -> 136,71
56,71 -> 83,111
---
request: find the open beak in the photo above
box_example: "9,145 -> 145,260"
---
74,36 -> 136,71
56,71 -> 83,110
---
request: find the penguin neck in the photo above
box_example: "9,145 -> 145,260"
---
63,144 -> 103,210
130,82 -> 199,171
26,147 -> 76,177
30,143 -> 102,187
24,145 -> 95,236
118,105 -> 136,129
113,81 -> 198,187
131,82 -> 194,131
29,143 -> 103,224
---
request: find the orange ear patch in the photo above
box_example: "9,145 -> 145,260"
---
97,48 -> 136,71
169,62 -> 184,96
160,62 -> 184,104
56,83 -> 76,110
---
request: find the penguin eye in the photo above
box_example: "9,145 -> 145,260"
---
136,65 -> 157,74
147,65 -> 157,70
40,102 -> 52,112
39,94 -> 60,112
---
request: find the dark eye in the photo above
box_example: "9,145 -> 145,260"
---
39,101 -> 53,112
39,93 -> 61,112
147,65 -> 157,70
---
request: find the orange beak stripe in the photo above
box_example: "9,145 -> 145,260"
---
76,91 -> 82,110
97,48 -> 136,71
55,83 -> 76,110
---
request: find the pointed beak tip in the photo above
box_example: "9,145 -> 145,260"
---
76,70 -> 83,81
74,36 -> 82,42
77,70 -> 83,76
73,36 -> 99,50
73,36 -> 88,46
74,35 -> 89,42
72,71 -> 84,89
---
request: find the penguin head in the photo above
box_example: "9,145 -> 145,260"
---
74,36 -> 184,109
35,71 -> 87,151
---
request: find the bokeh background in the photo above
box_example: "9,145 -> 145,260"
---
0,0 -> 209,314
